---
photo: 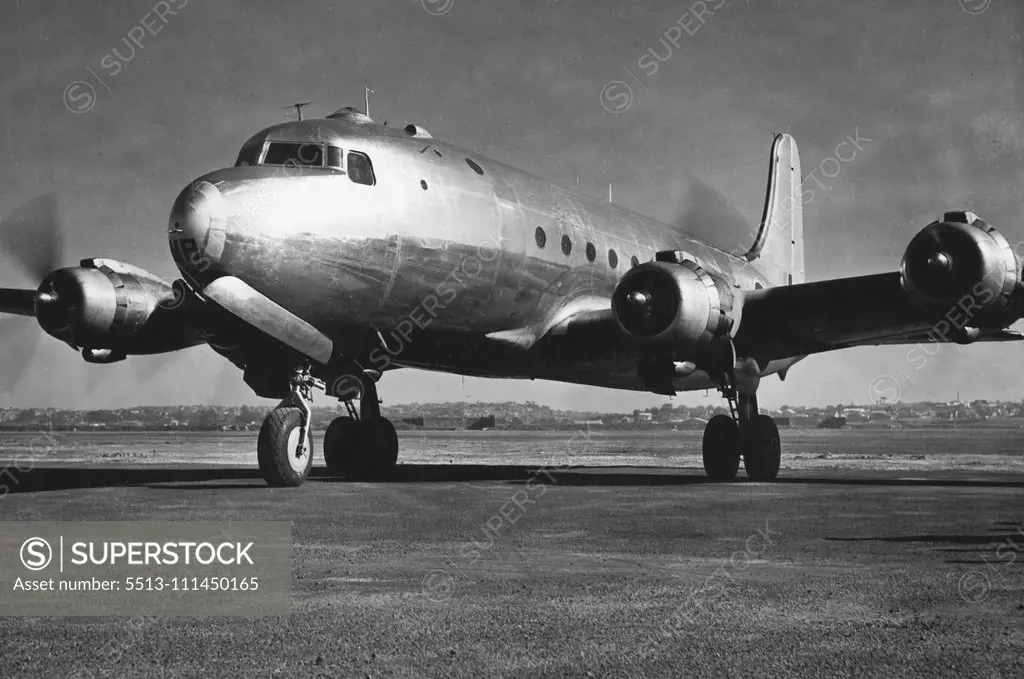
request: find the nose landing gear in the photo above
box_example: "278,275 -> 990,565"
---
258,365 -> 319,487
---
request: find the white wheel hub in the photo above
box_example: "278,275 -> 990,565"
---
285,427 -> 307,473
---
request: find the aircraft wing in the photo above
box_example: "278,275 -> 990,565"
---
528,267 -> 1022,374
734,271 -> 1023,363
871,329 -> 1024,344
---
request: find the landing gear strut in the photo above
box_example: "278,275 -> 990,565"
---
258,364 -> 319,487
323,371 -> 399,480
701,383 -> 781,482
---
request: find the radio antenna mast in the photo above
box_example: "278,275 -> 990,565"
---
364,86 -> 375,117
285,101 -> 312,121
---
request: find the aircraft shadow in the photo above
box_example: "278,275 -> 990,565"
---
826,525 -> 1024,565
826,532 -> 1024,546
3,464 -> 1024,494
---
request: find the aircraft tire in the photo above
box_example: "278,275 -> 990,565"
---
743,415 -> 781,481
258,407 -> 313,487
702,414 -> 741,481
323,416 -> 368,477
362,417 -> 399,478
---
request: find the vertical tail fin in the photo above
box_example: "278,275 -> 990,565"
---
747,133 -> 804,286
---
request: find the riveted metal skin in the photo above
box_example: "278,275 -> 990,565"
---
166,114 -> 780,394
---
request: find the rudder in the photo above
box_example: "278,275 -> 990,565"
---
746,133 -> 805,286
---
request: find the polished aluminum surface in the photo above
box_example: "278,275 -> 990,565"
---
169,114 -> 789,393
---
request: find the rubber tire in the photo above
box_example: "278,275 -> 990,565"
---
323,416 -> 366,477
362,418 -> 399,478
743,414 -> 781,481
702,414 -> 741,481
258,407 -> 312,487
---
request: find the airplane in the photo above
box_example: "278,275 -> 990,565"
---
2,105 -> 1021,487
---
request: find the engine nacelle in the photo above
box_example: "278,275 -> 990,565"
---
34,258 -> 203,355
901,212 -> 1021,325
611,258 -> 738,352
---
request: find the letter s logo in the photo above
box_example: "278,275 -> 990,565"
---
20,537 -> 53,571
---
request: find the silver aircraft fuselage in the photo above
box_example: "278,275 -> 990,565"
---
169,111 -> 798,392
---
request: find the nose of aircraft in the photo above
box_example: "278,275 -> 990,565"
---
168,180 -> 226,279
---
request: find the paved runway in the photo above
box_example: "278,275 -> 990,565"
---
2,463 -> 1023,677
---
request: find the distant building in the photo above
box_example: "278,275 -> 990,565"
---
818,416 -> 847,429
467,415 -> 496,430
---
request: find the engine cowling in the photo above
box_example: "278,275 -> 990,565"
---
34,258 -> 204,357
901,212 -> 1021,325
611,258 -> 738,352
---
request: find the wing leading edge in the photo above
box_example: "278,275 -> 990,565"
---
735,271 -> 1023,365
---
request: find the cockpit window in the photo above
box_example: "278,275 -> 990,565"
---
347,151 -> 376,186
262,142 -> 325,168
327,146 -> 344,169
235,140 -> 262,167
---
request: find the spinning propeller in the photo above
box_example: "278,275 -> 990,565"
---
619,179 -> 754,320
0,195 -> 64,390
669,179 -> 753,260
0,194 -> 240,398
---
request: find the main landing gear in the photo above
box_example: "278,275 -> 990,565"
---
322,372 -> 399,480
256,364 -> 399,487
702,385 -> 781,482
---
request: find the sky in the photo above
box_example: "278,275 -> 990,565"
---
0,0 -> 1022,411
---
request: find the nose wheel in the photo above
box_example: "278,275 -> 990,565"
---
701,387 -> 782,481
258,366 -> 318,487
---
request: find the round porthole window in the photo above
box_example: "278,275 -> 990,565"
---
535,227 -> 547,248
631,255 -> 639,268
608,249 -> 618,268
585,242 -> 596,262
466,158 -> 484,175
420,180 -> 428,190
561,235 -> 572,256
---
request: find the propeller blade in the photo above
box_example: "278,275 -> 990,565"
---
670,179 -> 753,258
0,194 -> 62,282
0,288 -> 38,317
0,316 -> 40,392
